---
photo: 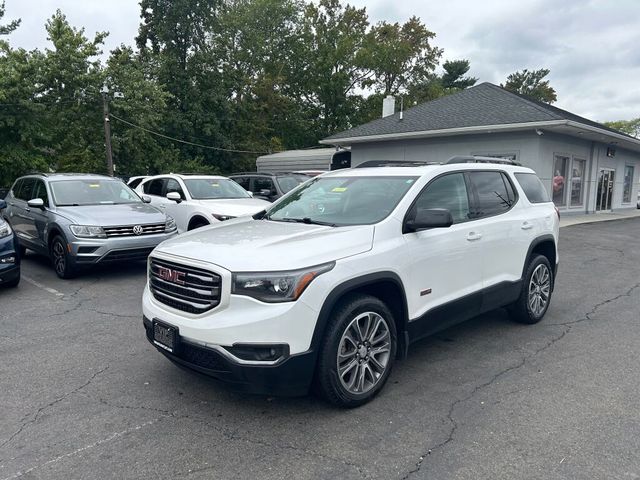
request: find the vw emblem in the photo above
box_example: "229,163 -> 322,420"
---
132,225 -> 144,235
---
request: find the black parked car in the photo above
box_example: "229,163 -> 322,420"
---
229,172 -> 310,202
0,199 -> 20,288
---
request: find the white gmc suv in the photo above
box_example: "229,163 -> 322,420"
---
143,157 -> 560,407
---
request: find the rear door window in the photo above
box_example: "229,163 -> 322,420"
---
514,173 -> 551,203
144,178 -> 166,196
232,176 -> 250,190
468,171 -> 514,218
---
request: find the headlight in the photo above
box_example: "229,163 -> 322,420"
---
70,225 -> 106,238
165,216 -> 177,232
0,221 -> 11,238
212,213 -> 235,222
232,262 -> 334,303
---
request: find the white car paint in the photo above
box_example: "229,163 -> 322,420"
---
143,162 -> 560,396
135,174 -> 271,233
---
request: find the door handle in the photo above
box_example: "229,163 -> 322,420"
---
466,232 -> 482,241
521,221 -> 533,230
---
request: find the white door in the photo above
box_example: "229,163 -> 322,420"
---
401,172 -> 484,321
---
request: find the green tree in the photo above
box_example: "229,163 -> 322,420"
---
0,0 -> 19,35
441,59 -> 477,90
362,17 -> 442,96
603,118 -> 640,138
502,68 -> 557,104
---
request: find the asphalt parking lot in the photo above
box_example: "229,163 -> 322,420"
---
1,219 -> 639,480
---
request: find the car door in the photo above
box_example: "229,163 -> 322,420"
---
401,172 -> 484,333
162,178 -> 191,231
25,180 -> 51,251
8,178 -> 36,245
142,178 -> 169,210
466,171 -> 526,298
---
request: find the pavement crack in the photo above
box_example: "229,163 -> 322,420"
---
0,366 -> 110,451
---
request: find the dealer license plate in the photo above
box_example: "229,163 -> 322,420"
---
153,321 -> 177,353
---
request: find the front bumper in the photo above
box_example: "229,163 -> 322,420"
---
0,235 -> 20,284
69,231 -> 178,267
143,316 -> 316,396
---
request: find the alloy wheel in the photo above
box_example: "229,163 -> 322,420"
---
337,311 -> 391,395
528,264 -> 551,317
53,241 -> 66,275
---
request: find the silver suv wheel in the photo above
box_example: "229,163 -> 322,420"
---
337,311 -> 391,395
528,264 -> 551,317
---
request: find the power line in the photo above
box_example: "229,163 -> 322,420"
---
109,113 -> 269,154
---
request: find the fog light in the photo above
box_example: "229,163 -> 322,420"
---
224,344 -> 289,363
0,255 -> 15,264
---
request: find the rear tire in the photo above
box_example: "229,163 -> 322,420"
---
315,294 -> 397,408
509,254 -> 553,324
50,235 -> 76,279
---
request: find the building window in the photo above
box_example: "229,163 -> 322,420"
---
570,158 -> 585,207
623,166 -> 634,203
552,155 -> 569,206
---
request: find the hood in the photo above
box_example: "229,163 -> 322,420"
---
55,203 -> 166,226
192,198 -> 271,217
154,219 -> 374,271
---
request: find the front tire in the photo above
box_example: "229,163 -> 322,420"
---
4,269 -> 20,288
50,235 -> 76,279
509,254 -> 553,324
315,294 -> 397,408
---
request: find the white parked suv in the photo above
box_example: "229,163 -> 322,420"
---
136,174 -> 271,232
142,157 -> 560,407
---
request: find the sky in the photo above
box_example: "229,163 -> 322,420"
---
3,0 -> 640,122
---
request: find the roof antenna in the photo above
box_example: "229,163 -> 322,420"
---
399,96 -> 404,121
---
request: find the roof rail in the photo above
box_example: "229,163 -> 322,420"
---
355,160 -> 439,168
445,155 -> 520,166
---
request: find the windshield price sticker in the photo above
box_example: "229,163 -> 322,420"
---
332,187 -> 347,192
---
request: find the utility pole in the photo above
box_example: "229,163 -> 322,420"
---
101,85 -> 114,176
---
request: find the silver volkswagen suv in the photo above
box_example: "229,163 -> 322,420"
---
3,173 -> 178,278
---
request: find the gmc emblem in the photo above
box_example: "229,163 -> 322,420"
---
157,266 -> 186,285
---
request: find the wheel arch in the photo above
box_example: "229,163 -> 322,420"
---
523,234 -> 557,284
188,214 -> 210,230
311,272 -> 410,360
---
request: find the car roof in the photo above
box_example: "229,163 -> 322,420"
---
229,172 -> 307,176
20,173 -> 116,182
142,174 -> 228,181
321,162 -> 536,178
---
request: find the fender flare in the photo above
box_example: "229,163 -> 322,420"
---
522,234 -> 557,279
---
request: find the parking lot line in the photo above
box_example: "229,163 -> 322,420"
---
21,275 -> 65,297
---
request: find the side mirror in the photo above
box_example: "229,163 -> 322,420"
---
27,198 -> 45,209
0,199 -> 6,210
142,195 -> 152,204
259,189 -> 273,197
404,208 -> 453,233
166,192 -> 182,203
247,191 -> 254,197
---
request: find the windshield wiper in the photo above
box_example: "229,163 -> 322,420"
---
276,217 -> 337,227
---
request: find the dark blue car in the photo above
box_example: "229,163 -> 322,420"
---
0,199 -> 20,288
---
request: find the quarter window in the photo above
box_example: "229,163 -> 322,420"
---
515,173 -> 551,204
412,173 -> 470,224
468,171 -> 514,218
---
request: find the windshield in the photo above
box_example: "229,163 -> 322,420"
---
266,176 -> 418,226
184,178 -> 251,200
51,179 -> 141,206
276,175 -> 307,194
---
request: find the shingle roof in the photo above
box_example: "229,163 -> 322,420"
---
322,82 -> 630,142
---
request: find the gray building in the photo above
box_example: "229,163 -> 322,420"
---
321,83 -> 640,214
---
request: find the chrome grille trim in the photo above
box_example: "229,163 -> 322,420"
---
149,257 -> 221,314
104,223 -> 166,237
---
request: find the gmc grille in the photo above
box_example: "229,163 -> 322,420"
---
104,223 -> 166,237
149,258 -> 221,314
